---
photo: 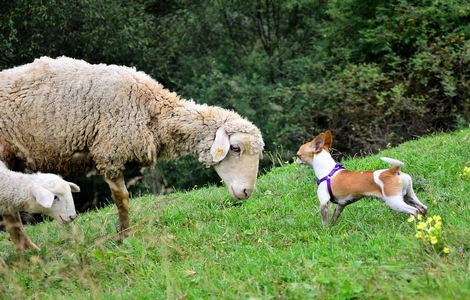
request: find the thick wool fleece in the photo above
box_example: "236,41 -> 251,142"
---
0,57 -> 264,178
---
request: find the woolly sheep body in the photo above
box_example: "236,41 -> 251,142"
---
0,56 -> 264,247
1,57 -> 159,176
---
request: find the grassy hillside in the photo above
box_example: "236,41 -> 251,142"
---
1,129 -> 469,299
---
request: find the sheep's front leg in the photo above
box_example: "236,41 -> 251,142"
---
105,174 -> 130,241
2,213 -> 40,251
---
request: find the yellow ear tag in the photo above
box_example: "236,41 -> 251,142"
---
215,147 -> 224,159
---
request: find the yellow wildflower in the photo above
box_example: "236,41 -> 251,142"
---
462,167 -> 470,178
415,231 -> 423,239
417,214 -> 423,221
430,236 -> 438,244
407,215 -> 416,222
434,222 -> 442,230
443,247 -> 450,254
433,215 -> 442,222
417,222 -> 427,230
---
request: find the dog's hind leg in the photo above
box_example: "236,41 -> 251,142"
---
383,195 -> 419,216
402,175 -> 427,215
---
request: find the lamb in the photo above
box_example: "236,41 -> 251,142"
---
0,161 -> 79,250
0,56 -> 264,250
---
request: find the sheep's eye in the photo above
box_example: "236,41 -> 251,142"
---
230,145 -> 241,153
54,196 -> 60,202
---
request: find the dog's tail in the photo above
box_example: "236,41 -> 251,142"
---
380,157 -> 404,174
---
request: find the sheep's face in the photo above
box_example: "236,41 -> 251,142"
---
211,130 -> 260,200
30,174 -> 80,223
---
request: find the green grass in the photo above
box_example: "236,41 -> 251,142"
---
1,129 -> 469,299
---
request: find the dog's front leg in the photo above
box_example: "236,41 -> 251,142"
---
317,188 -> 331,227
332,204 -> 345,224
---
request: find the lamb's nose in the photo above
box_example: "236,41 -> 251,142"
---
69,215 -> 77,221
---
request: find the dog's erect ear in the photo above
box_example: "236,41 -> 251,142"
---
210,127 -> 230,162
323,130 -> 333,149
311,133 -> 325,152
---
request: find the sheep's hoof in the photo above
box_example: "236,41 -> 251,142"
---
116,228 -> 131,243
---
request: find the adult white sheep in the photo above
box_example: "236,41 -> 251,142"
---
0,161 -> 79,250
0,56 -> 264,249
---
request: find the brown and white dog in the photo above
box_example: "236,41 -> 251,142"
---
296,131 -> 427,227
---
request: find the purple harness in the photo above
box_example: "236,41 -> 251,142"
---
316,164 -> 345,202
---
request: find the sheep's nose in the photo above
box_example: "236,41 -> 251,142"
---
230,186 -> 253,200
69,215 -> 77,221
242,188 -> 252,199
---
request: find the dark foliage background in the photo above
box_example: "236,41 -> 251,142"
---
1,0 -> 469,210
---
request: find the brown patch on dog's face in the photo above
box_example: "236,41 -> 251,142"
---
296,141 -> 316,164
296,131 -> 331,164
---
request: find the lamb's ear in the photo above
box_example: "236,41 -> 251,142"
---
67,181 -> 80,193
311,133 -> 325,152
323,130 -> 333,149
31,184 -> 54,208
210,127 -> 230,162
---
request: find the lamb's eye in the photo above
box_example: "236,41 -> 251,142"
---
54,196 -> 60,202
230,145 -> 241,153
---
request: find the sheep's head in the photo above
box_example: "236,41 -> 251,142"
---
29,174 -> 80,223
209,123 -> 264,200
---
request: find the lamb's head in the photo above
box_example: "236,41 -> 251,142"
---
29,174 -> 80,224
207,119 -> 264,200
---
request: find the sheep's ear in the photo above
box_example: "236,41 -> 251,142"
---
210,127 -> 230,162
323,130 -> 333,149
67,182 -> 80,193
311,133 -> 325,152
31,185 -> 54,208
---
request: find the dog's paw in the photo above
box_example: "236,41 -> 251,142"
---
418,205 -> 428,216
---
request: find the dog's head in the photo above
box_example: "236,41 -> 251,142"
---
296,130 -> 333,165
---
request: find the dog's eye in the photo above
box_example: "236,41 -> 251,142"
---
230,145 -> 241,153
